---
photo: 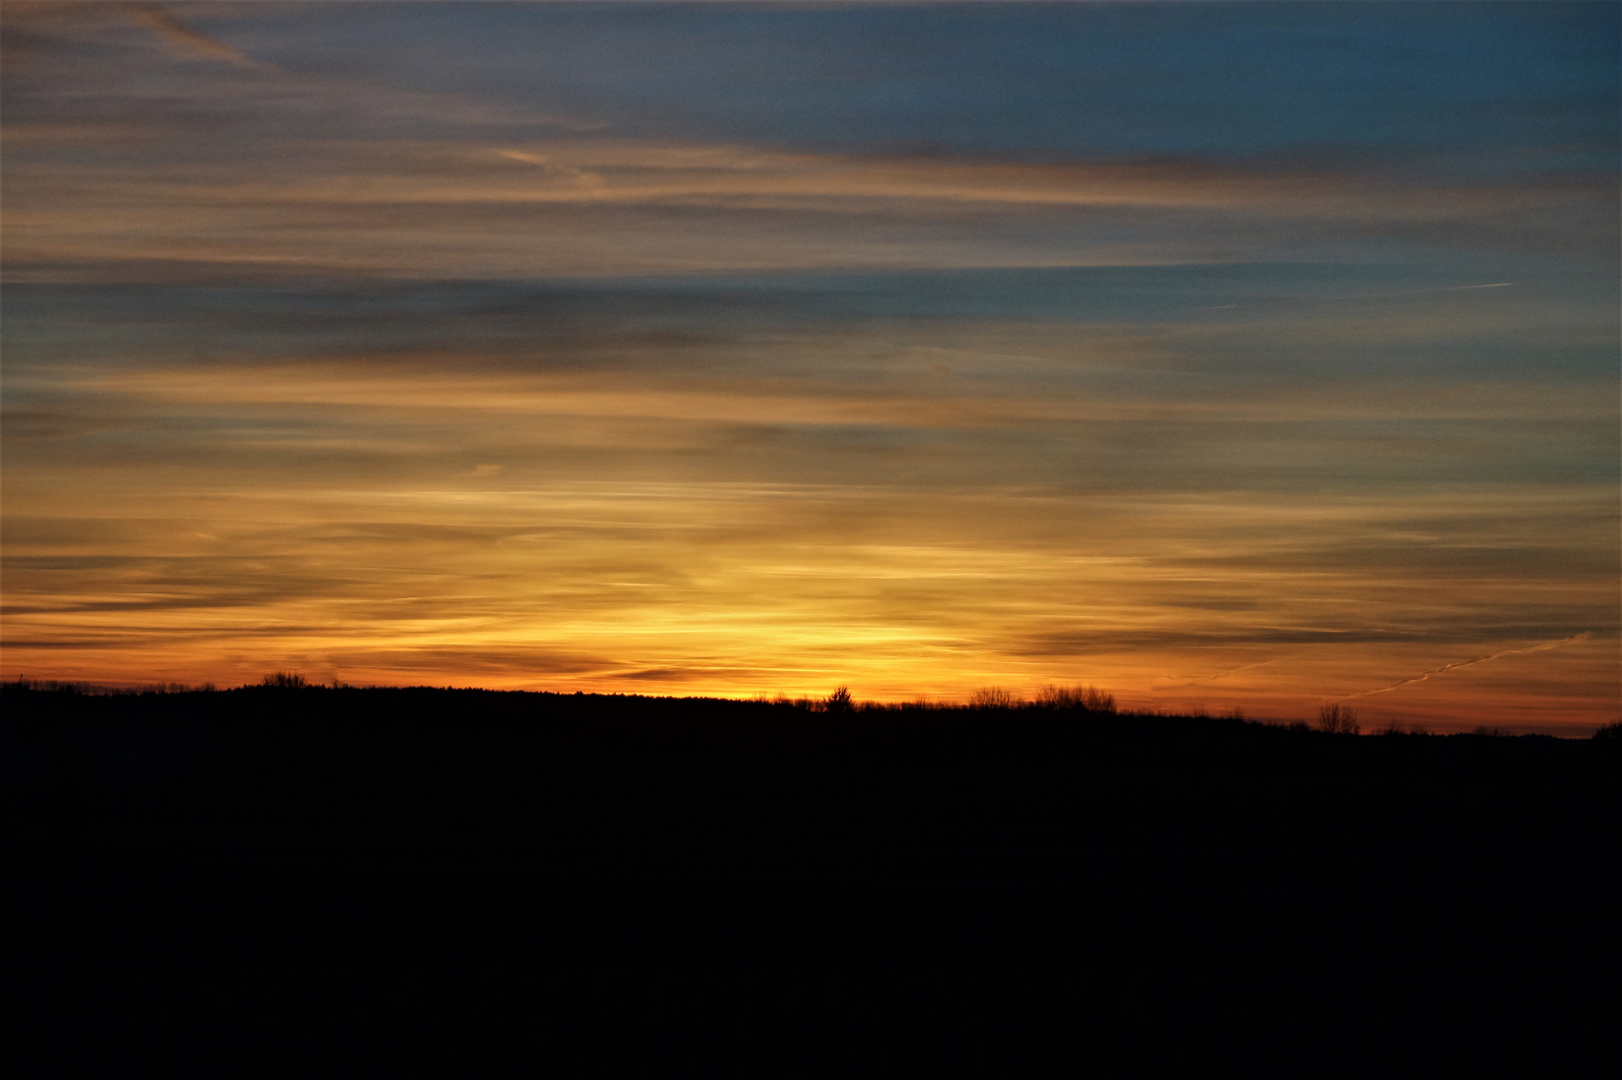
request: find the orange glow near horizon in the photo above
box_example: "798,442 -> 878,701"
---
5,344 -> 1616,733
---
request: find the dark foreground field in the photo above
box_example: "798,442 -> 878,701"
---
5,685 -> 1618,1070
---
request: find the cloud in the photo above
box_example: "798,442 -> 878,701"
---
125,3 -> 273,70
4,2 -> 1613,282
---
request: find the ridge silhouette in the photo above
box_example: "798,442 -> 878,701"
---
4,681 -> 1616,1071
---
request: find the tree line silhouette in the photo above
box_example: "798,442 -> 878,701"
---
13,673 -> 1614,741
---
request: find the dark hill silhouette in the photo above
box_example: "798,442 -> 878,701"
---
4,682 -> 1617,1071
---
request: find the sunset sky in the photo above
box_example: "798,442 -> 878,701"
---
3,2 -> 1617,732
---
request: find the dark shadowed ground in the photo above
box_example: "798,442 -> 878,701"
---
4,685 -> 1618,1071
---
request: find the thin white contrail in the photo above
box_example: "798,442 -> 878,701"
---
1341,632 -> 1591,700
1154,657 -> 1287,690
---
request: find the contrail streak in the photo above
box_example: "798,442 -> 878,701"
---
1341,632 -> 1591,700
1153,657 -> 1287,691
127,4 -> 275,70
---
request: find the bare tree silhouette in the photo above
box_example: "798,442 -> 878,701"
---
1034,684 -> 1116,714
1317,703 -> 1360,735
968,687 -> 1020,709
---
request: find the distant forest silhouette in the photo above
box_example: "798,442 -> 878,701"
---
7,673 -> 1616,741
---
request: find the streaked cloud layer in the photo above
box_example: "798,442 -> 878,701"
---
3,3 -> 1617,731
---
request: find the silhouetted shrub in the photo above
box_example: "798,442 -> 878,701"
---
1034,684 -> 1116,713
969,686 -> 1021,709
825,686 -> 854,713
6,678 -> 95,694
1317,704 -> 1360,735
1593,721 -> 1622,742
261,672 -> 308,689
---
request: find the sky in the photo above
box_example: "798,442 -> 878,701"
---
2,2 -> 1617,732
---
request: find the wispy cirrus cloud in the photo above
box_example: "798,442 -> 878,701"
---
4,5 -> 1614,282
